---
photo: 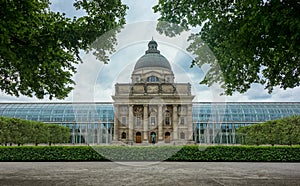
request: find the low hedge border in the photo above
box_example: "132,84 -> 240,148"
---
0,145 -> 299,161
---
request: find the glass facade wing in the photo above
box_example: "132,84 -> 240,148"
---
1,102 -> 300,144
192,102 -> 300,124
0,103 -> 114,123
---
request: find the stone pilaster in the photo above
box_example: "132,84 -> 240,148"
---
173,104 -> 178,141
128,105 -> 134,142
113,105 -> 119,141
187,104 -> 193,141
143,104 -> 148,143
158,104 -> 163,141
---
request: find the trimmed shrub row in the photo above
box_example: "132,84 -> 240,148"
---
0,145 -> 299,161
237,115 -> 300,146
0,117 -> 70,146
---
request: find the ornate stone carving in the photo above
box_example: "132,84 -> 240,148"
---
147,85 -> 158,93
133,106 -> 143,116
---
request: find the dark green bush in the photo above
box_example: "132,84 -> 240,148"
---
0,145 -> 299,161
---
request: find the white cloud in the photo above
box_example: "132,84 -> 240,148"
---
50,0 -> 86,18
123,0 -> 160,23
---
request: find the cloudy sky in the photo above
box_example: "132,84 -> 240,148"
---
1,0 -> 299,103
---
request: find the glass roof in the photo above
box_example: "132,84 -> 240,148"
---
0,102 -> 299,124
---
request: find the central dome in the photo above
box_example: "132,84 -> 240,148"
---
134,39 -> 172,70
134,53 -> 172,70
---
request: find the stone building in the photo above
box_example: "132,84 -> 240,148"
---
112,39 -> 195,144
2,42 -> 300,145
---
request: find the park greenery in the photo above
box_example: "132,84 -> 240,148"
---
154,0 -> 300,95
0,117 -> 70,146
1,1 -> 299,100
0,0 -> 127,99
237,115 -> 300,146
0,145 -> 299,161
0,114 -> 299,161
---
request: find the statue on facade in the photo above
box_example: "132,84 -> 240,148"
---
151,132 -> 156,144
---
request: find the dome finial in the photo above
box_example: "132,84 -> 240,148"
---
146,38 -> 159,54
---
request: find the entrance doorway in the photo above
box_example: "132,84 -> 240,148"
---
136,132 -> 142,143
150,132 -> 156,144
165,132 -> 170,143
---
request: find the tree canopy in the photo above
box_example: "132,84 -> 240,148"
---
154,0 -> 300,95
0,0 -> 127,99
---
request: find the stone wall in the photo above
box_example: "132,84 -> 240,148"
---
115,83 -> 191,96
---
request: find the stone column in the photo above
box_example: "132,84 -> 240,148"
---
143,104 -> 148,143
158,104 -> 163,141
128,105 -> 134,142
172,104 -> 178,141
187,104 -> 193,141
113,105 -> 119,141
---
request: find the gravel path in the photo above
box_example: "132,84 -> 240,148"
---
0,162 -> 299,186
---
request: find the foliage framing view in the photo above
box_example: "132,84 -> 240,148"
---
154,0 -> 300,95
0,0 -> 127,99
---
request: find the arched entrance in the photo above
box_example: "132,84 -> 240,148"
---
150,132 -> 156,144
121,132 -> 126,139
165,132 -> 171,143
136,132 -> 142,143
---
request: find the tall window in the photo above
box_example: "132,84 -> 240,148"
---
180,117 -> 185,125
165,116 -> 170,125
121,116 -> 126,125
150,117 -> 156,125
147,76 -> 159,82
136,117 -> 141,125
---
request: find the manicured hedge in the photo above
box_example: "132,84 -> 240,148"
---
0,146 -> 103,161
0,145 -> 299,161
0,117 -> 69,146
237,115 -> 300,146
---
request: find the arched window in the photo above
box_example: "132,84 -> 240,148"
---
136,132 -> 142,143
121,132 -> 126,139
165,132 -> 171,143
147,76 -> 159,82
